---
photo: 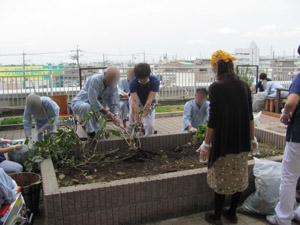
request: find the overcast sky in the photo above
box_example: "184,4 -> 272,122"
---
0,0 -> 299,65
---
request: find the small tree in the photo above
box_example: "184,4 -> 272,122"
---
237,67 -> 255,88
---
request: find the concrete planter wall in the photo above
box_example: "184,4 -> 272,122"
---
41,128 -> 285,225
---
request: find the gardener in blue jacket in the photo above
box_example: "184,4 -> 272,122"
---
183,88 -> 209,133
71,66 -> 121,140
23,93 -> 60,141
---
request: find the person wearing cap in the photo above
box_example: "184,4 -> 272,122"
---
183,87 -> 209,133
0,138 -> 23,173
23,93 -> 60,141
129,63 -> 160,135
196,50 -> 258,225
71,67 -> 121,140
118,68 -> 135,128
266,45 -> 300,225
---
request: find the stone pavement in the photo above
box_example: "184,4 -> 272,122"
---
0,113 -> 288,225
146,211 -> 274,225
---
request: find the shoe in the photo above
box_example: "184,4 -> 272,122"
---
205,212 -> 223,225
222,209 -> 238,223
266,215 -> 279,225
293,211 -> 300,223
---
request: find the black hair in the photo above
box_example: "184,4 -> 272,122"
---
259,73 -> 267,80
134,63 -> 151,79
217,60 -> 240,81
196,87 -> 208,96
298,45 -> 300,55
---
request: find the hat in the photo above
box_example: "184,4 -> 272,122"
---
210,50 -> 236,66
26,93 -> 41,111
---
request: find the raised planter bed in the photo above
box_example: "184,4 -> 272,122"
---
41,128 -> 285,225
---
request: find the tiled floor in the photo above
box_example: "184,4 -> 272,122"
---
146,211 -> 273,225
0,114 -> 285,140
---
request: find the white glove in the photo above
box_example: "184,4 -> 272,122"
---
113,115 -> 120,126
251,137 -> 259,155
0,138 -> 11,144
188,127 -> 198,133
196,141 -> 211,163
280,109 -> 292,125
139,117 -> 145,129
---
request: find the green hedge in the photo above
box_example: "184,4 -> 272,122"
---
0,117 -> 24,125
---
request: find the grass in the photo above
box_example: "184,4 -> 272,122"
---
1,117 -> 24,125
155,105 -> 184,113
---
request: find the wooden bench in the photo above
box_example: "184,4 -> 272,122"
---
275,88 -> 289,113
264,88 -> 289,113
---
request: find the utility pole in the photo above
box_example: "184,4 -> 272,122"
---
71,45 -> 83,68
102,53 -> 105,66
22,51 -> 26,88
143,51 -> 145,62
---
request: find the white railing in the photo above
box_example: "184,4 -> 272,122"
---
0,66 -> 298,109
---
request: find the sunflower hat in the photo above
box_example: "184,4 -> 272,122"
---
210,50 -> 236,66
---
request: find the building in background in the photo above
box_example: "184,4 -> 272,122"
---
271,58 -> 297,79
233,41 -> 260,66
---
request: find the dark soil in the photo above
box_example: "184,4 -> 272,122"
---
56,142 -> 283,187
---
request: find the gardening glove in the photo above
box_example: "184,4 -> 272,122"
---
38,126 -> 46,135
139,117 -> 145,128
113,115 -> 120,126
280,109 -> 292,125
188,127 -> 197,133
196,141 -> 211,164
251,137 -> 259,155
13,144 -> 23,151
106,112 -> 114,120
0,138 -> 12,144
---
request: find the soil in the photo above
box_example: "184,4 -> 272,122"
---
56,141 -> 283,187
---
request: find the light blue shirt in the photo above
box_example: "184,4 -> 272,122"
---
71,74 -> 120,114
265,81 -> 289,98
0,168 -> 17,207
118,77 -> 130,94
183,100 -> 209,131
23,96 -> 60,136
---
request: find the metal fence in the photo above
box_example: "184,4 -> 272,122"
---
0,66 -> 298,109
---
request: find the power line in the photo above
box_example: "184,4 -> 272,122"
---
0,51 -> 69,57
70,45 -> 83,68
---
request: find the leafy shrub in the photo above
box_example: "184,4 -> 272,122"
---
193,123 -> 207,142
1,117 -> 23,125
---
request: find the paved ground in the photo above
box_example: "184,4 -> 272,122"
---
146,211 -> 274,225
0,113 -> 288,225
0,113 -> 286,140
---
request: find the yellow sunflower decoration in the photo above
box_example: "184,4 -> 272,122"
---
210,50 -> 236,66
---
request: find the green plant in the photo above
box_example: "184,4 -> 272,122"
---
155,105 -> 184,113
193,123 -> 207,142
1,117 -> 23,125
24,128 -> 81,172
237,67 -> 255,88
24,108 -> 118,172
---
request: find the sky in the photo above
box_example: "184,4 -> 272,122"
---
0,0 -> 299,65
